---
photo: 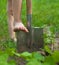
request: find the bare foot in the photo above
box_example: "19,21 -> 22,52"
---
14,22 -> 29,32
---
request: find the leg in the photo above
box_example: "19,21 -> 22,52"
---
7,0 -> 16,41
12,0 -> 28,32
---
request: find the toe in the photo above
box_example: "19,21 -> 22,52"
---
14,22 -> 29,32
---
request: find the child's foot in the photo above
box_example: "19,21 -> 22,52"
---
14,22 -> 29,32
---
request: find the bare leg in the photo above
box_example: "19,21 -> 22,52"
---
7,0 -> 16,41
12,0 -> 28,32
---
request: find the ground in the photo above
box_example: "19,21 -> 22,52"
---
0,0 -> 59,49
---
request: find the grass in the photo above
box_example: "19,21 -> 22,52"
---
0,0 -> 59,41
0,0 -> 59,65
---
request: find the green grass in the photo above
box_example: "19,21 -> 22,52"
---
0,0 -> 59,64
0,0 -> 7,39
0,0 -> 59,40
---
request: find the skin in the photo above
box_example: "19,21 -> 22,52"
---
7,0 -> 32,40
7,0 -> 15,40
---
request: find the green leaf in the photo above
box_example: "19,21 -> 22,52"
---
52,50 -> 59,63
45,56 -> 55,65
43,62 -> 52,65
0,52 -> 9,65
32,52 -> 45,61
0,53 -> 9,61
26,59 -> 42,65
21,52 -> 32,57
12,51 -> 21,57
44,45 -> 51,54
8,60 -> 16,65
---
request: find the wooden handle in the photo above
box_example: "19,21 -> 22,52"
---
26,0 -> 32,14
26,0 -> 32,29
